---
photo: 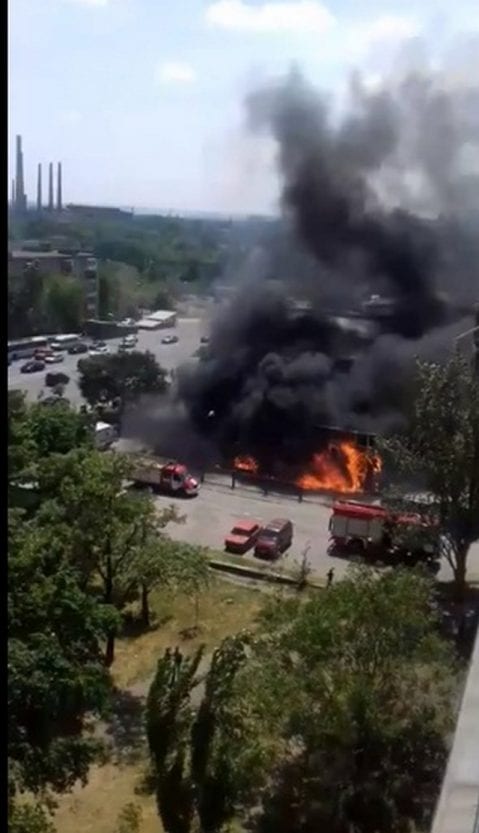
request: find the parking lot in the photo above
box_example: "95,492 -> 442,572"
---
151,475 -> 479,584
8,317 -> 207,406
9,314 -> 479,586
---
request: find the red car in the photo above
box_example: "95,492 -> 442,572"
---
254,518 -> 293,560
224,519 -> 262,554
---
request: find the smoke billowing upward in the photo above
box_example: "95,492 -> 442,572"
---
131,65 -> 479,471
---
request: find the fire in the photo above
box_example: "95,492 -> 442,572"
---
296,441 -> 382,493
233,441 -> 382,494
234,455 -> 259,474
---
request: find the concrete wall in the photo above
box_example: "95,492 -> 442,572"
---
432,626 -> 479,833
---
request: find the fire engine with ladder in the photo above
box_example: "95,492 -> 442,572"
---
328,501 -> 438,567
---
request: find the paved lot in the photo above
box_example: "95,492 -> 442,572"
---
8,317 -> 206,406
9,312 -> 479,586
152,475 -> 479,583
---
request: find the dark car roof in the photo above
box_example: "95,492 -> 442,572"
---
263,518 -> 291,531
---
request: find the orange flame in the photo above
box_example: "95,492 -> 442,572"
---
234,442 -> 382,493
234,455 -> 259,474
296,441 -> 382,493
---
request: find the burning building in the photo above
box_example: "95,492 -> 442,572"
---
129,68 -> 479,495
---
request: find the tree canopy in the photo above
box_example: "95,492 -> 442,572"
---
77,350 -> 168,410
382,352 -> 479,598
8,509 -> 117,797
146,567 -> 454,833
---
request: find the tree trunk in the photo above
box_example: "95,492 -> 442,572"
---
105,631 -> 115,667
141,583 -> 150,628
453,544 -> 468,603
104,554 -> 115,666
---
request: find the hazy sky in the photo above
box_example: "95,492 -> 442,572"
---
8,0 -> 478,213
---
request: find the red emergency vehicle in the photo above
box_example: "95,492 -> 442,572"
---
131,458 -> 199,497
328,501 -> 437,566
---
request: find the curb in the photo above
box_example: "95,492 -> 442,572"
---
208,558 -> 325,589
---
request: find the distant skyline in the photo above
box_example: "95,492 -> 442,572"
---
8,0 -> 479,214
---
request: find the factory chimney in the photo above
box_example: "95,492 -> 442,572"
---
37,163 -> 42,211
56,162 -> 62,211
48,163 -> 54,211
11,178 -> 15,206
15,135 -> 26,212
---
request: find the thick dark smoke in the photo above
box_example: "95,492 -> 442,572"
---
128,67 -> 479,470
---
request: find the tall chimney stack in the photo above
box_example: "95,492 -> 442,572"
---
11,178 -> 15,206
48,163 -> 54,211
15,135 -> 26,212
37,163 -> 42,211
56,162 -> 62,211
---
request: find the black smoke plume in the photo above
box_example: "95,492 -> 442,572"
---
131,68 -> 479,471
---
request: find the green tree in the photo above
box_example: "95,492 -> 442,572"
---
77,351 -> 168,411
8,802 -> 55,833
8,509 -> 117,798
97,261 -> 121,319
131,536 -> 210,630
146,634 -> 266,833
146,569 -> 454,833
36,450 -> 184,663
382,353 -> 479,600
249,568 -> 454,833
27,401 -> 93,459
146,646 -> 204,833
41,274 -> 84,333
8,391 -> 36,487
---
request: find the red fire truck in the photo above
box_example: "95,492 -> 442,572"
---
130,457 -> 199,497
328,501 -> 438,566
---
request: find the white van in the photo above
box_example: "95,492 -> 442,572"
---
94,421 -> 117,450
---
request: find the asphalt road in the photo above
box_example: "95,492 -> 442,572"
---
8,317 -> 207,406
151,476 -> 479,584
9,312 -> 479,586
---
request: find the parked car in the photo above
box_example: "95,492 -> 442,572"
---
225,520 -> 262,554
21,360 -> 45,373
45,353 -> 64,364
68,342 -> 88,354
45,371 -> 70,387
34,348 -> 54,360
161,334 -> 179,344
254,518 -> 293,559
122,334 -> 137,347
89,344 -> 109,356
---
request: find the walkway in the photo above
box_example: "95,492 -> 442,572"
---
432,624 -> 479,833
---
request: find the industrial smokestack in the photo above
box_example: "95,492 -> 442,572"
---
37,164 -> 42,212
48,163 -> 54,211
15,135 -> 26,212
56,162 -> 62,211
11,178 -> 15,206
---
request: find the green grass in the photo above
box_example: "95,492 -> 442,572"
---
53,578 -> 263,833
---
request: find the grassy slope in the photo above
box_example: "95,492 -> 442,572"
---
53,579 -> 264,833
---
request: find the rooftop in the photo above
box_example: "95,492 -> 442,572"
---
10,249 -> 95,259
145,309 -> 177,321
